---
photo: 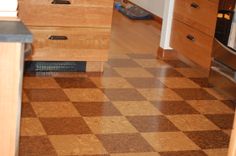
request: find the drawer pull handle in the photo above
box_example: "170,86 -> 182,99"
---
48,36 -> 68,40
190,2 -> 199,8
186,35 -> 195,41
51,0 -> 71,4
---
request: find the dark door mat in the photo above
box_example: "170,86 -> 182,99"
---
24,61 -> 86,73
118,6 -> 153,20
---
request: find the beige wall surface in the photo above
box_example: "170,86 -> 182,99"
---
129,0 -> 165,17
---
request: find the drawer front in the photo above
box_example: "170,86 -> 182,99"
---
27,27 -> 110,61
170,20 -> 213,68
174,0 -> 218,36
18,0 -> 113,27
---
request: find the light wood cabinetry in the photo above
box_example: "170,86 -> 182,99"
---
170,0 -> 219,68
18,0 -> 113,71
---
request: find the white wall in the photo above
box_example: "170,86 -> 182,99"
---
0,0 -> 18,17
129,0 -> 165,18
160,0 -> 175,49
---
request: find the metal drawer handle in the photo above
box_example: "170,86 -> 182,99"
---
190,2 -> 199,8
48,35 -> 68,40
51,0 -> 71,4
186,34 -> 195,42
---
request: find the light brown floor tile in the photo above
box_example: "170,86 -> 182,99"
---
64,89 -> 109,102
84,116 -> 137,134
187,100 -> 234,114
152,101 -> 199,115
126,78 -> 166,88
127,116 -> 179,132
142,132 -> 200,152
19,136 -> 57,156
167,115 -> 219,131
108,59 -> 141,67
204,88 -> 235,100
108,53 -> 130,59
113,101 -> 162,116
127,54 -> 156,59
31,102 -> 80,117
114,67 -> 154,78
203,148 -> 228,156
74,102 -> 121,117
90,77 -> 133,88
146,68 -> 183,77
111,152 -> 160,156
26,89 -> 69,102
104,89 -> 146,101
49,134 -> 107,155
20,118 -> 46,136
23,77 -> 60,89
97,133 -> 155,153
40,117 -> 91,135
158,77 -> 200,88
185,130 -> 230,149
134,59 -> 171,68
138,88 -> 183,101
175,68 -> 208,78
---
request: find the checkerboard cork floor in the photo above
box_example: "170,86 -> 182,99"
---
20,53 -> 235,156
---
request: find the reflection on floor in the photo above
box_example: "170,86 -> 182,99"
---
20,53 -> 235,156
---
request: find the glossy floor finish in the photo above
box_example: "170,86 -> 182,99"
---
20,53 -> 235,156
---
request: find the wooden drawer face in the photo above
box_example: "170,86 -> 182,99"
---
170,20 -> 213,68
27,27 -> 110,61
174,0 -> 218,36
18,0 -> 113,27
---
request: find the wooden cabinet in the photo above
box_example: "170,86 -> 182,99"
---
170,0 -> 219,68
18,0 -> 113,71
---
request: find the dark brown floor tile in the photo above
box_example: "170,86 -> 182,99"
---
173,88 -> 217,100
25,89 -> 69,102
205,114 -> 234,129
55,77 -> 97,88
97,133 -> 154,153
146,68 -> 183,77
21,103 -> 36,117
19,136 -> 57,156
127,53 -> 155,59
189,78 -> 213,88
103,89 -> 146,101
152,101 -> 199,115
127,116 -> 179,132
126,78 -> 166,88
221,100 -> 236,111
73,102 -> 121,116
40,117 -> 91,135
159,150 -> 207,156
164,59 -> 190,68
24,72 -> 88,78
185,130 -> 230,149
108,59 -> 141,67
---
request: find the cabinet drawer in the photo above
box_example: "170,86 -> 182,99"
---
170,20 -> 213,68
27,27 -> 110,61
18,0 -> 113,27
174,0 -> 218,36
